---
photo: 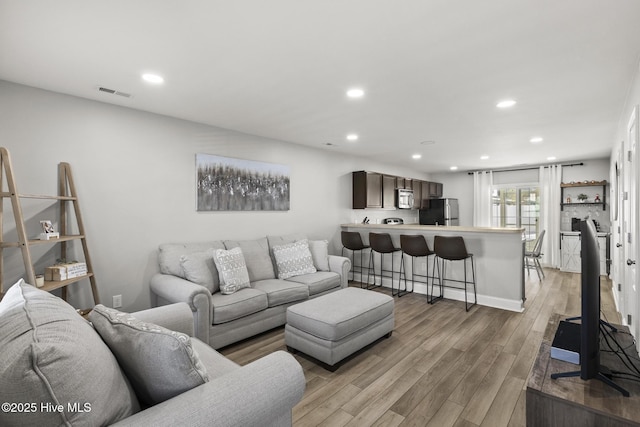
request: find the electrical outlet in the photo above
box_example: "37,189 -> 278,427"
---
113,294 -> 122,308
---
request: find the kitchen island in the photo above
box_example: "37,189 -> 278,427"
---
341,223 -> 525,312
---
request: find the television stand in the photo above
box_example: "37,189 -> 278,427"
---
551,316 -> 629,397
551,368 -> 630,397
527,313 -> 640,426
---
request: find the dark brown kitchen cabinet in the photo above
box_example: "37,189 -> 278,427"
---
428,181 -> 443,198
352,171 -> 383,209
352,171 -> 444,209
412,180 -> 423,209
420,181 -> 431,209
382,175 -> 396,208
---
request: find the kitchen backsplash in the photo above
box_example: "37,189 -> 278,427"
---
350,209 -> 419,225
561,203 -> 611,232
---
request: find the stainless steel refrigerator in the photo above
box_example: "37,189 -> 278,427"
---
419,198 -> 459,226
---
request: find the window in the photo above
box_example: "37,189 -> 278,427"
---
492,185 -> 540,249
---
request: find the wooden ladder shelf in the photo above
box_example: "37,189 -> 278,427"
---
0,147 -> 99,304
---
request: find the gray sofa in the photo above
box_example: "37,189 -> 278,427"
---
0,280 -> 305,427
150,234 -> 351,349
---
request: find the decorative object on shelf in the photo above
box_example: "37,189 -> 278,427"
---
35,274 -> 45,288
196,153 -> 290,212
577,193 -> 588,202
594,194 -> 601,203
39,220 -> 60,240
45,262 -> 88,282
566,197 -> 572,203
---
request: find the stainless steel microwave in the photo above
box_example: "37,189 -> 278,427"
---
397,189 -> 414,209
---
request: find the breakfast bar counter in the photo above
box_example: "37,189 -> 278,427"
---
341,223 -> 525,312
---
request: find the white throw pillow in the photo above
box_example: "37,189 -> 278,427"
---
212,247 -> 251,294
272,239 -> 317,279
308,239 -> 330,271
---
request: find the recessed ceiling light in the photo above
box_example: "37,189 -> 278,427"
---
450,166 -> 458,171
530,137 -> 544,144
346,134 -> 359,141
480,155 -> 489,160
547,156 -> 556,161
142,73 -> 164,84
346,88 -> 364,98
496,99 -> 516,108
420,140 -> 436,145
412,154 -> 422,159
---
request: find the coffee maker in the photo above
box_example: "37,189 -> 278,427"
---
571,217 -> 581,231
572,217 -> 600,232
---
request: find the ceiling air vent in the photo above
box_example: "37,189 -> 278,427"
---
97,86 -> 132,98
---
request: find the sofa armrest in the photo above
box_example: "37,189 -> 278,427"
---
131,303 -> 194,336
111,351 -> 305,427
328,255 -> 351,288
149,273 -> 211,344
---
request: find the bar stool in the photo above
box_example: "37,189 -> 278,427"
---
341,231 -> 370,284
399,234 -> 436,297
367,232 -> 402,293
433,235 -> 477,311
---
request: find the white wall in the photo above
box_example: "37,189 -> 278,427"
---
0,80 -> 430,311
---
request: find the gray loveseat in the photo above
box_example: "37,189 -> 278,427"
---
150,234 -> 351,349
0,280 -> 305,427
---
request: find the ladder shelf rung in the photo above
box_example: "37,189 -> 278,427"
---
0,192 -> 76,201
1,235 -> 85,248
39,274 -> 94,293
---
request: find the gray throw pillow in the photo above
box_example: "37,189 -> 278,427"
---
180,249 -> 220,293
213,247 -> 251,294
308,239 -> 331,271
272,239 -> 317,279
89,305 -> 209,406
0,280 -> 139,426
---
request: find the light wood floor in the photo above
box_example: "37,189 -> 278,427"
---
220,269 -> 621,426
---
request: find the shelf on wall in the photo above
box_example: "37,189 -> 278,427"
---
560,180 -> 607,188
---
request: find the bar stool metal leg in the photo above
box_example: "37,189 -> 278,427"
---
430,256 -> 445,304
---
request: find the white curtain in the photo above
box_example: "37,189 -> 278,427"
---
473,171 -> 493,227
539,165 -> 562,268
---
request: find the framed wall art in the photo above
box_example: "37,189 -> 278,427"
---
196,154 -> 290,211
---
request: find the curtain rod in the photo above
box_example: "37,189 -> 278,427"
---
466,162 -> 584,175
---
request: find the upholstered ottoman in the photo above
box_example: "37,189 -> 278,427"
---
285,287 -> 394,370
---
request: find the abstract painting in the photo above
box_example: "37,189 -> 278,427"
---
196,154 -> 290,211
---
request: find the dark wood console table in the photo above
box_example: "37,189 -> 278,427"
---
526,313 -> 640,426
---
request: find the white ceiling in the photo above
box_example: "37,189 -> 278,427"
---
2,1 -> 640,173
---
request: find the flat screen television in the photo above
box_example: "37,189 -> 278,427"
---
551,219 -> 629,396
579,218 -> 601,380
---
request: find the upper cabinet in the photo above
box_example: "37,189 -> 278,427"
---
428,181 -> 443,198
353,171 -> 382,208
352,171 -> 443,209
412,179 -> 422,209
382,175 -> 397,209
